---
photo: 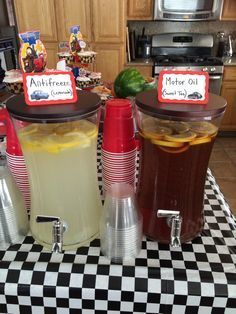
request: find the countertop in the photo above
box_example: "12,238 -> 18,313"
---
223,55 -> 236,66
126,55 -> 236,67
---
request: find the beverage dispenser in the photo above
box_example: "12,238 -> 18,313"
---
6,91 -> 102,251
135,90 -> 226,246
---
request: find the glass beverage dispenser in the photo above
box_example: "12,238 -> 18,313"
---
6,91 -> 102,251
135,90 -> 226,246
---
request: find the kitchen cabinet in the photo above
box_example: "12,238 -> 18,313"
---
92,0 -> 125,43
125,64 -> 153,78
13,0 -> 126,80
220,66 -> 236,131
93,44 -> 125,82
127,0 -> 153,20
56,0 -> 92,43
43,42 -> 58,69
91,0 -> 126,81
14,0 -> 57,42
14,0 -> 58,68
221,0 -> 236,21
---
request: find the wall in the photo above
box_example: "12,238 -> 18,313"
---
128,20 -> 236,55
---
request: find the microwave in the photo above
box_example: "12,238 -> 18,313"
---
154,0 -> 223,21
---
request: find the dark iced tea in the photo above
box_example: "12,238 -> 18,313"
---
136,118 -> 217,243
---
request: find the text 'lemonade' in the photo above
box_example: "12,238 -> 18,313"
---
18,119 -> 102,249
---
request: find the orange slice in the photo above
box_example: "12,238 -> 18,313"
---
190,136 -> 211,146
169,122 -> 190,133
159,144 -> 190,154
151,138 -> 184,147
189,121 -> 218,135
164,131 -> 197,143
142,125 -> 172,139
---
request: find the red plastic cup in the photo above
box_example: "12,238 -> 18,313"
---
102,99 -> 136,153
105,99 -> 133,119
0,108 -> 23,156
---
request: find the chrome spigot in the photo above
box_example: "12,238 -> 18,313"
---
157,210 -> 182,248
36,215 -> 66,253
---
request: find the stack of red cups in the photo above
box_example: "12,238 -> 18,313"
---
0,108 -> 30,213
102,99 -> 137,193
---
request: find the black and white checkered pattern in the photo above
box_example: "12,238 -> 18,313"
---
5,82 -> 24,94
0,135 -> 236,314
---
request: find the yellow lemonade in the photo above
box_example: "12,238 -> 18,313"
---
18,119 -> 102,250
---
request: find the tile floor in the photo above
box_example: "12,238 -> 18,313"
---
209,136 -> 236,216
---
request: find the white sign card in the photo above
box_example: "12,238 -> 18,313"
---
158,70 -> 209,104
23,71 -> 77,106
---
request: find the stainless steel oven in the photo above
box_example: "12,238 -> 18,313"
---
152,33 -> 224,95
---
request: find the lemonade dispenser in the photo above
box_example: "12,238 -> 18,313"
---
6,90 -> 102,251
135,90 -> 226,246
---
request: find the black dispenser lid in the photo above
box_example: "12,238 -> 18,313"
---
6,90 -> 101,123
135,90 -> 227,121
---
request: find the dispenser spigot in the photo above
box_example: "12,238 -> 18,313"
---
157,210 -> 182,248
36,215 -> 66,253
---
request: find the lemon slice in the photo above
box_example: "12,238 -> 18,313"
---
72,120 -> 97,137
151,138 -> 184,147
55,123 -> 76,135
143,125 -> 172,139
38,123 -> 58,134
169,122 -> 190,133
189,121 -> 218,135
164,131 -> 197,143
141,117 -> 159,129
190,136 -> 212,146
19,124 -> 38,136
21,133 -> 44,152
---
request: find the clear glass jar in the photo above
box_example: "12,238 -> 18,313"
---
135,90 -> 226,244
6,91 -> 102,250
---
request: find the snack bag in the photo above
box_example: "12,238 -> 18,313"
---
19,31 -> 47,73
69,25 -> 86,55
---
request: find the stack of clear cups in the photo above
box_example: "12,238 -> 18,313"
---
100,183 -> 143,262
102,99 -> 137,193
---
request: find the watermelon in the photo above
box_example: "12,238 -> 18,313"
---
114,67 -> 146,98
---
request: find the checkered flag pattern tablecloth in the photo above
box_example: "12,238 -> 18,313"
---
0,135 -> 236,314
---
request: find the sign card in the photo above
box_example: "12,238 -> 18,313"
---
158,70 -> 209,104
23,71 -> 77,106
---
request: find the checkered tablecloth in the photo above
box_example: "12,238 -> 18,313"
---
0,135 -> 236,314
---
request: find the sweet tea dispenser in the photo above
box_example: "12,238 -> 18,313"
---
135,90 -> 226,246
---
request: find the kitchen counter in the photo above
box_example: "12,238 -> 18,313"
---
126,56 -> 236,67
0,135 -> 236,314
125,58 -> 154,66
223,55 -> 236,66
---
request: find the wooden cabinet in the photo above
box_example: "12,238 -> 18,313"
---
221,0 -> 236,20
127,0 -> 153,20
90,0 -> 125,81
56,0 -> 92,42
94,44 -> 125,82
125,64 -> 153,78
14,0 -> 125,81
92,0 -> 125,43
44,42 -> 58,69
220,66 -> 236,131
14,0 -> 57,41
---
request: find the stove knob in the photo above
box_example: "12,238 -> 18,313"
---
202,67 -> 208,72
210,67 -> 216,72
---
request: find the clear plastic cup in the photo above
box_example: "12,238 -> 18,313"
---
100,183 -> 142,262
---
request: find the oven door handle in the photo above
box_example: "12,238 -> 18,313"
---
209,75 -> 221,80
